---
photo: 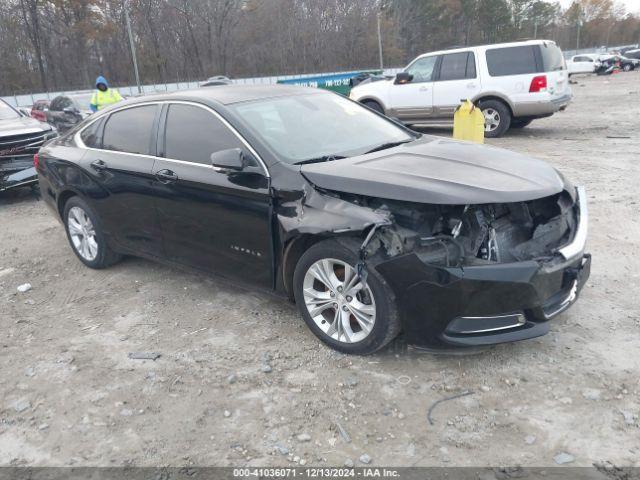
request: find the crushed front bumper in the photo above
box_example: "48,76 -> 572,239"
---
375,186 -> 590,349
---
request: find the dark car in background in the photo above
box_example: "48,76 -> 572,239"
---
37,86 -> 589,354
30,99 -> 50,122
1,99 -> 57,192
45,93 -> 93,132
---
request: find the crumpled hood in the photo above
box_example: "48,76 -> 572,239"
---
0,116 -> 52,137
300,136 -> 564,205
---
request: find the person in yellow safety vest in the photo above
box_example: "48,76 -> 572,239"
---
89,76 -> 123,112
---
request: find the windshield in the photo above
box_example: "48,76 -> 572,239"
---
540,42 -> 565,72
231,93 -> 413,164
70,94 -> 93,110
0,100 -> 21,120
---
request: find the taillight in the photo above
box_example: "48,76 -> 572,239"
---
34,153 -> 39,170
529,75 -> 547,93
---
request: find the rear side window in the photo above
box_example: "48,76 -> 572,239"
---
486,46 -> 538,76
164,104 -> 244,165
540,43 -> 565,71
103,105 -> 156,155
438,52 -> 476,81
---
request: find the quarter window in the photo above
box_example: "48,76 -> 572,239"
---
80,119 -> 103,148
102,105 -> 157,155
164,104 -> 245,165
439,52 -> 476,81
486,46 -> 539,76
405,56 -> 438,83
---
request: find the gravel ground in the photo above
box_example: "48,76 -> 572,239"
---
1,72 -> 639,468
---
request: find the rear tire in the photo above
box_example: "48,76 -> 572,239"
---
361,100 -> 384,115
63,196 -> 121,269
293,239 -> 400,355
479,99 -> 511,138
623,64 -> 632,72
511,119 -> 533,129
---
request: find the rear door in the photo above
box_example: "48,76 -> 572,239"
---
80,103 -> 164,257
432,51 -> 481,119
388,55 -> 438,122
483,44 -> 541,103
152,102 -> 272,287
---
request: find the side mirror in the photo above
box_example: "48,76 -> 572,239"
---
394,72 -> 413,84
210,148 -> 245,171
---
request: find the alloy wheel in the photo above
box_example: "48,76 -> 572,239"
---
302,258 -> 376,344
67,206 -> 99,261
483,108 -> 501,132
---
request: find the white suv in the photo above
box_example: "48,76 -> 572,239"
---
350,40 -> 572,137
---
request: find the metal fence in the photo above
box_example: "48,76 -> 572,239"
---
1,68 -> 403,108
6,42 -> 635,108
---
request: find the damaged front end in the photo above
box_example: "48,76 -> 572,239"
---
279,181 -> 590,349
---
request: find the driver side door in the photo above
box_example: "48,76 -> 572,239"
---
389,55 -> 439,123
152,102 -> 273,287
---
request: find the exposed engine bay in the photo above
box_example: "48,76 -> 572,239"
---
326,189 -> 578,267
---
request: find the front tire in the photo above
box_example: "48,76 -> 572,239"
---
63,196 -> 121,269
623,64 -> 632,72
293,239 -> 400,354
511,119 -> 533,129
479,99 -> 511,138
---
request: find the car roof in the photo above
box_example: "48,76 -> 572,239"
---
413,39 -> 558,60
125,84 -> 327,107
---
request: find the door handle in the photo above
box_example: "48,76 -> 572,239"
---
419,86 -> 429,92
91,159 -> 107,171
466,82 -> 477,88
155,169 -> 178,184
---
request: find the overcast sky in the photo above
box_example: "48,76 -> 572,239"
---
557,0 -> 640,14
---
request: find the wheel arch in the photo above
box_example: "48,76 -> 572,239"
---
473,93 -> 515,117
281,232 -> 372,301
281,234 -> 331,301
57,188 -> 82,219
358,96 -> 387,113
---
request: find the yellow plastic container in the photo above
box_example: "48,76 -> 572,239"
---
453,99 -> 485,144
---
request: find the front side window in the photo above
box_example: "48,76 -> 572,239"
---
486,46 -> 538,76
405,56 -> 438,82
164,104 -> 244,165
439,52 -> 475,81
102,105 -> 157,155
231,93 -> 413,164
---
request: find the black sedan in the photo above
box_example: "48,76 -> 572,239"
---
36,86 -> 590,354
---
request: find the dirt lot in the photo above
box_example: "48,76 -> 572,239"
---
1,72 -> 639,469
